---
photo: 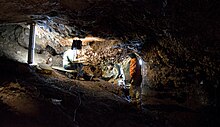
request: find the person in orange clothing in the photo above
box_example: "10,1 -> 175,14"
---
128,53 -> 142,109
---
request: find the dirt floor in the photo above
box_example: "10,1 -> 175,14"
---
0,57 -> 219,127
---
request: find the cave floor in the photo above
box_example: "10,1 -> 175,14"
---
0,64 -> 218,127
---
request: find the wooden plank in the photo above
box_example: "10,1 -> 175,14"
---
52,66 -> 77,73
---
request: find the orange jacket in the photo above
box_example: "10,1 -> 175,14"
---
130,58 -> 142,85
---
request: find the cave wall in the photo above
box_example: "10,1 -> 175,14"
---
0,24 -> 64,65
0,25 -> 30,62
139,0 -> 219,108
0,24 -> 128,67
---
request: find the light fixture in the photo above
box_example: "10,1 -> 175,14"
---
139,59 -> 143,65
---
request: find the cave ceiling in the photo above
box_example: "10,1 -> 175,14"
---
0,0 -> 156,38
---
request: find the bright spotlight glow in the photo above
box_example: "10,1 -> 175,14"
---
68,37 -> 105,44
139,59 -> 143,65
